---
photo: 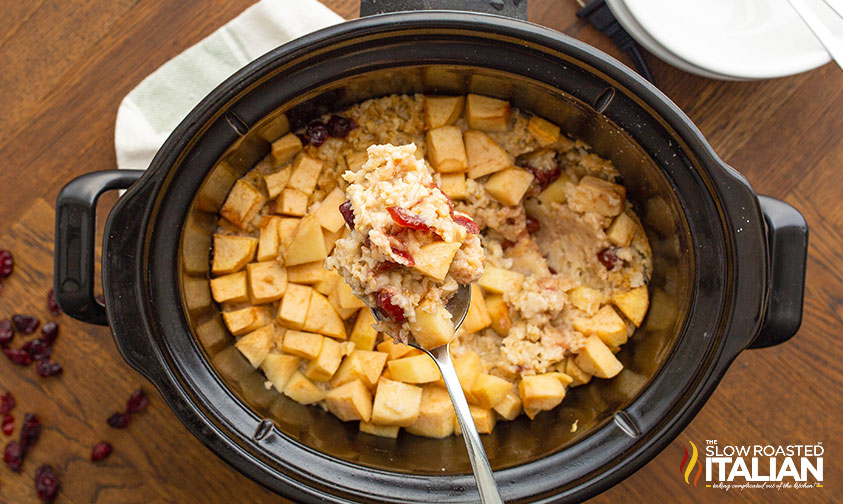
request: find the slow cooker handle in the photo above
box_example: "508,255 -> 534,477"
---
749,195 -> 808,349
359,0 -> 528,20
54,170 -> 145,325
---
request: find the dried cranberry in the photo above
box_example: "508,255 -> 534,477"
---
34,464 -> 60,503
40,322 -> 59,346
46,289 -> 61,316
522,164 -> 561,191
597,247 -> 620,270
501,239 -> 515,251
20,413 -> 42,451
0,392 -> 15,414
4,347 -> 32,366
91,441 -> 113,462
23,338 -> 52,361
386,207 -> 434,232
388,237 -> 415,266
453,213 -> 480,234
36,359 -> 62,378
295,131 -> 310,146
373,261 -> 399,274
4,440 -> 23,472
339,200 -> 355,229
376,290 -> 406,324
126,389 -> 149,414
525,216 -> 540,234
107,412 -> 131,429
306,121 -> 329,147
326,115 -> 354,138
2,413 -> 13,435
0,318 -> 13,345
0,250 -> 13,278
12,314 -> 39,334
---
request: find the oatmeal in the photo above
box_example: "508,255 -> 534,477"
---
208,93 -> 652,437
326,143 -> 484,349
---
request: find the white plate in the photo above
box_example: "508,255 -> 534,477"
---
606,0 -> 748,80
621,0 -> 842,79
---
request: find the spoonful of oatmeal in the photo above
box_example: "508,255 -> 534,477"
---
326,143 -> 502,504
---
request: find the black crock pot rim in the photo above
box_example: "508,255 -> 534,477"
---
102,11 -> 767,504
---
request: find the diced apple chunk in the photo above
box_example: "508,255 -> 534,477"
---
485,294 -> 511,336
371,378 -> 423,427
271,132 -> 303,166
247,261 -> 287,304
305,337 -> 343,382
326,380 -> 373,422
568,286 -> 602,315
388,354 -> 440,384
328,288 -> 360,320
537,172 -> 572,205
478,266 -> 524,294
223,306 -> 273,336
613,286 -> 649,327
465,94 -> 510,132
564,357 -> 592,387
277,217 -> 300,253
302,290 -> 347,340
312,187 -> 347,233
406,385 -> 456,438
234,324 -> 274,368
461,284 -> 491,333
377,339 -> 415,360
336,281 -> 366,310
261,352 -> 301,392
322,226 -> 344,255
528,116 -> 561,146
470,373 -> 511,409
464,130 -> 513,179
574,335 -> 623,378
424,95 -> 465,129
257,216 -> 283,261
275,188 -> 308,217
221,179 -> 267,229
350,309 -> 379,351
493,389 -> 522,420
453,350 -> 483,401
359,421 -> 400,438
454,405 -> 496,435
277,283 -> 313,329
484,168 -> 534,206
212,235 -> 258,275
408,299 -> 455,350
412,241 -> 461,281
568,176 -> 626,217
281,329 -> 324,360
287,152 -> 323,196
283,371 -> 325,405
263,166 -> 291,199
518,373 -> 568,412
426,125 -> 467,173
607,211 -> 636,247
573,305 -> 628,348
286,261 -> 327,284
331,349 -> 388,389
314,269 -> 342,296
285,215 -> 327,266
210,271 -> 248,304
345,151 -> 368,172
438,173 -> 467,200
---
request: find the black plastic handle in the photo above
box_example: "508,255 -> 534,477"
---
750,195 -> 808,349
54,170 -> 145,325
360,0 -> 528,20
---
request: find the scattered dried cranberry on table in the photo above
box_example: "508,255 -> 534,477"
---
23,338 -> 52,361
20,413 -> 42,451
12,314 -> 39,334
107,412 -> 132,429
35,359 -> 63,378
2,413 -> 13,435
46,288 -> 61,316
4,347 -> 32,366
0,318 -> 14,345
40,322 -> 59,345
4,439 -> 23,472
0,392 -> 15,414
126,389 -> 149,414
34,464 -> 60,503
90,441 -> 113,462
0,250 -> 13,278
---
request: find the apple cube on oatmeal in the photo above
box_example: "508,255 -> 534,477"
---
350,309 -> 379,351
305,337 -> 343,382
313,187 -> 348,233
613,286 -> 649,327
285,215 -> 327,266
464,130 -> 513,179
408,299 -> 456,350
359,421 -> 400,438
518,373 -> 569,412
261,352 -> 301,392
212,235 -> 258,274
283,371 -> 325,405
326,380 -> 373,422
424,95 -> 465,130
493,389 -> 522,420
221,179 -> 266,229
247,261 -> 287,304
607,211 -> 637,247
281,329 -> 324,360
210,272 -> 248,304
568,176 -> 626,217
277,283 -> 313,329
412,241 -> 461,281
484,168 -> 535,207
287,152 -> 323,196
406,385 -> 456,438
574,335 -> 623,379
286,260 -> 327,284
387,353 -> 440,384
234,324 -> 275,368
478,265 -> 524,294
465,94 -> 510,132
485,294 -> 511,336
426,125 -> 468,173
470,373 -> 512,410
462,284 -> 491,334
275,188 -> 308,217
454,405 -> 496,435
438,173 -> 467,200
301,290 -> 347,340
573,305 -> 628,348
371,377 -> 423,426
537,171 -> 572,205
257,216 -> 282,261
223,306 -> 272,336
263,166 -> 291,199
528,116 -> 561,146
331,349 -> 388,389
271,132 -> 303,166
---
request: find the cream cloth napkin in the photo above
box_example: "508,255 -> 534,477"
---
114,0 -> 344,170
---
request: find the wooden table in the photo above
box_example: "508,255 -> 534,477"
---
0,1 -> 839,502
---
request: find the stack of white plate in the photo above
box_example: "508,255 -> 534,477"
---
605,0 -> 843,80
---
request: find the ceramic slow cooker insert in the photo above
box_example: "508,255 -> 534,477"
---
54,4 -> 807,503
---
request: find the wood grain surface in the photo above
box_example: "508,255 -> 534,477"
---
0,1 -> 840,502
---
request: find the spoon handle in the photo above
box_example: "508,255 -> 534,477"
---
430,345 -> 504,504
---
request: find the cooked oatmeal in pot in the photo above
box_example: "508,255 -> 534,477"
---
325,143 -> 484,350
209,92 -> 652,437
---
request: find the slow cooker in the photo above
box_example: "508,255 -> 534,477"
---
54,1 -> 808,502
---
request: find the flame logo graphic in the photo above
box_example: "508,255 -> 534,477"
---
679,440 -> 702,487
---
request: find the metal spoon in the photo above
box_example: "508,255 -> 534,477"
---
373,284 -> 504,504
